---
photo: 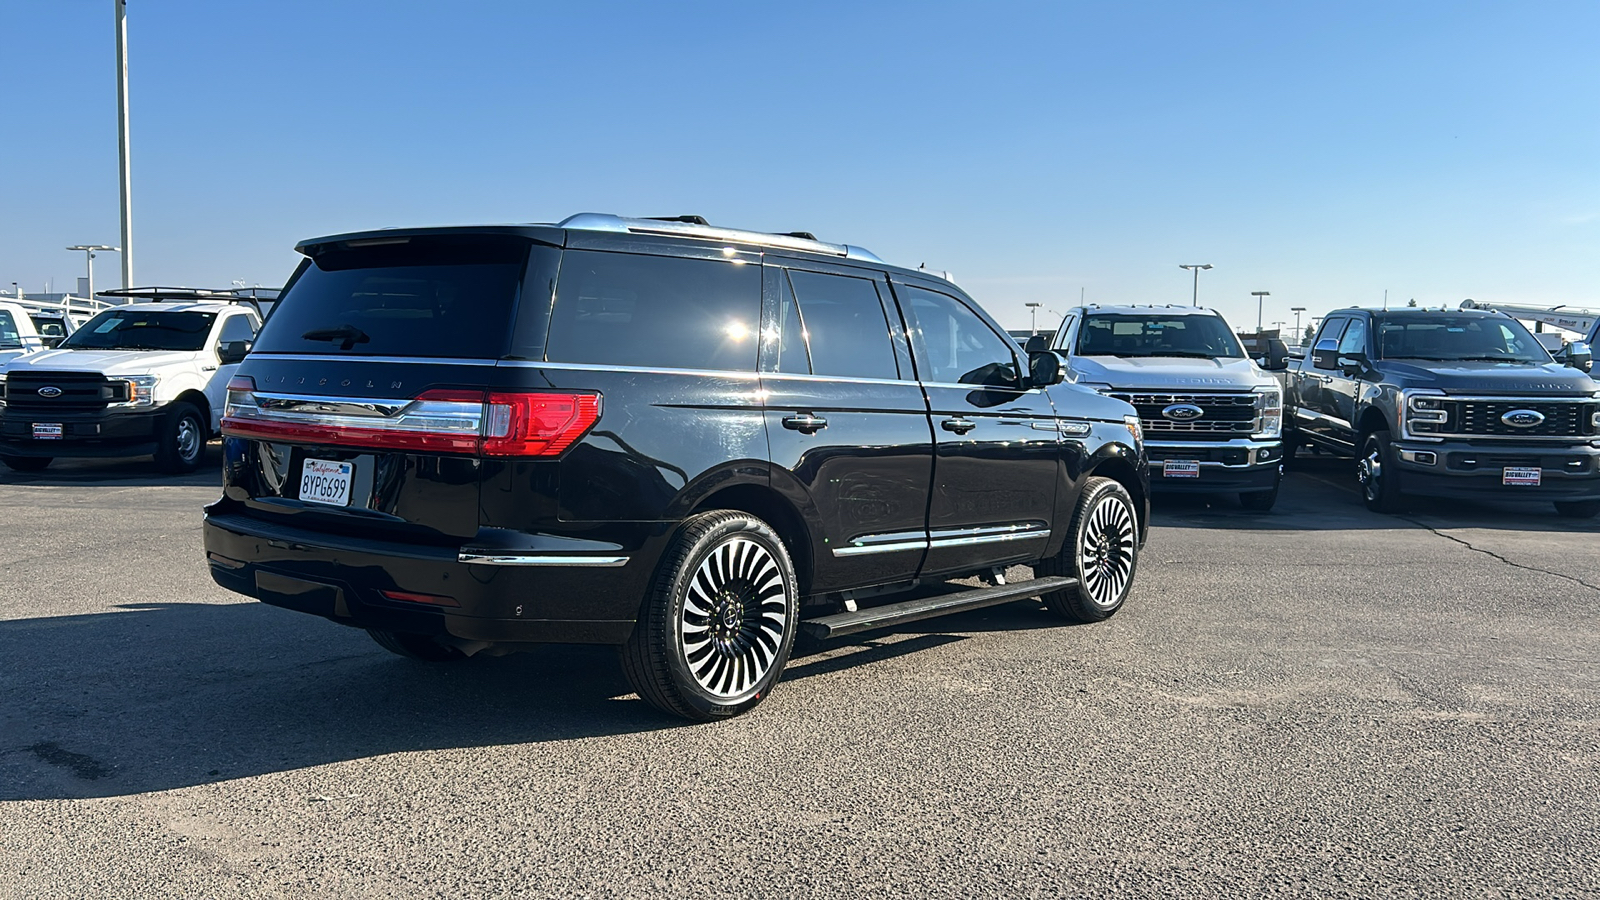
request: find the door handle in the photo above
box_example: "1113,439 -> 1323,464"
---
941,417 -> 977,435
782,414 -> 828,434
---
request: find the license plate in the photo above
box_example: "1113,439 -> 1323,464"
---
1503,466 -> 1541,486
32,423 -> 63,440
1162,459 -> 1201,478
299,458 -> 354,507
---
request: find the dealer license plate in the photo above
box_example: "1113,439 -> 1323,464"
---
1503,466 -> 1541,487
299,458 -> 354,507
32,423 -> 63,440
1162,459 -> 1200,478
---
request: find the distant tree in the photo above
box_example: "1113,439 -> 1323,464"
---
1406,298 -> 1418,307
1302,325 -> 1315,345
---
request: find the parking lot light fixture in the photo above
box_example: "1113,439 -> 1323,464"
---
1291,307 -> 1306,340
1025,301 -> 1042,334
1251,291 -> 1271,331
1179,264 -> 1212,307
66,245 -> 120,300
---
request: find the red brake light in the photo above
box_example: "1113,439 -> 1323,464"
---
227,375 -> 256,392
482,393 -> 602,457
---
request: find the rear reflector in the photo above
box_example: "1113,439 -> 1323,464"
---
379,589 -> 461,607
221,376 -> 600,457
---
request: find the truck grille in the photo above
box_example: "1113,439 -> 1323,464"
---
1433,398 -> 1598,438
1108,392 -> 1259,441
2,371 -> 124,411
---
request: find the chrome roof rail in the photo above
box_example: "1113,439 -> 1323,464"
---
557,213 -> 884,263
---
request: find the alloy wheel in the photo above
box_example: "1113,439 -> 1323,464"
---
678,537 -> 790,699
1078,495 -> 1136,608
1359,445 -> 1382,502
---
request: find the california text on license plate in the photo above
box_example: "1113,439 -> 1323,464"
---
1163,459 -> 1201,478
300,458 -> 354,507
1503,466 -> 1541,486
32,423 -> 64,440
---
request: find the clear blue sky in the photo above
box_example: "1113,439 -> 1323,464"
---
3,1 -> 1596,334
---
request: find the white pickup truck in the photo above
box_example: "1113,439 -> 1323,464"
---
0,289 -> 262,473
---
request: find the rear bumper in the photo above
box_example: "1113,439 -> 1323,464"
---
1146,439 -> 1283,494
0,407 -> 164,458
1391,439 -> 1600,502
202,507 -> 666,645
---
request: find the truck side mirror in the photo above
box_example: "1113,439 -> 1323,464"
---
1026,350 -> 1065,387
1023,334 -> 1051,354
218,340 -> 252,365
1260,338 -> 1291,371
1557,341 -> 1592,372
1311,338 -> 1340,370
1338,351 -> 1368,377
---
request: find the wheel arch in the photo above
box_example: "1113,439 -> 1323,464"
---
689,482 -> 816,598
1356,405 -> 1390,440
1086,453 -> 1148,547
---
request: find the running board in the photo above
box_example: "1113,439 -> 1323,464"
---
800,576 -> 1077,640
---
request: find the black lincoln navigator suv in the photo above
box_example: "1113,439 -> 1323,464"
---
203,214 -> 1149,720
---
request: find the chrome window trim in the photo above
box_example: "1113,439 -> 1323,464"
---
760,371 -> 916,387
496,360 -> 762,380
247,353 -> 498,366
458,552 -> 629,567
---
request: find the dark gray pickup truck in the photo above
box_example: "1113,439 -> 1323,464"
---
1282,307 -> 1600,517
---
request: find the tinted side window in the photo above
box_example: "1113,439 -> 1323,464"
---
545,250 -> 761,372
218,314 -> 258,345
1338,317 -> 1367,356
785,270 -> 899,380
774,272 -> 810,374
899,285 -> 1019,386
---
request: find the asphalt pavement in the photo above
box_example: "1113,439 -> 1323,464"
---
2,448 -> 1597,898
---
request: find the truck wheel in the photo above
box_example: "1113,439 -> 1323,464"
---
1240,482 -> 1279,512
1554,500 -> 1600,519
1358,430 -> 1404,513
367,629 -> 467,661
1036,476 -> 1139,623
621,510 -> 797,721
1280,432 -> 1300,469
1,456 -> 51,473
155,402 -> 206,474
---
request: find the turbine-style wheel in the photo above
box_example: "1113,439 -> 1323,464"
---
623,511 -> 797,720
1038,476 -> 1139,623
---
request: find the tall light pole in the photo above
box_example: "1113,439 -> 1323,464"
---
66,245 -> 119,300
115,0 -> 134,288
1251,291 -> 1270,331
1024,301 -> 1042,334
1290,306 -> 1305,341
1179,264 -> 1212,307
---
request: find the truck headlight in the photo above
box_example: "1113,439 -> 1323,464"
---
1400,388 -> 1448,438
1253,386 -> 1282,439
0,372 -> 7,408
115,374 -> 159,407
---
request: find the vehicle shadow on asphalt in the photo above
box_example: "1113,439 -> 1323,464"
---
0,598 -> 1054,801
1154,456 -> 1600,534
0,443 -> 224,488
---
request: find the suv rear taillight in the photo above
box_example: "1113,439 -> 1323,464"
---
221,376 -> 600,457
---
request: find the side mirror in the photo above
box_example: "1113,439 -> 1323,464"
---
1338,352 -> 1367,378
1265,338 -> 1290,371
1556,341 -> 1593,372
1023,334 -> 1051,354
1311,338 -> 1340,370
218,339 -> 252,365
1027,350 -> 1066,387
40,336 -> 64,350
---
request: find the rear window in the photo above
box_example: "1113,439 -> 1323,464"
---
253,235 -> 530,358
543,250 -> 761,372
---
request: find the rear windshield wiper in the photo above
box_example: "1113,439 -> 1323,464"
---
301,324 -> 371,351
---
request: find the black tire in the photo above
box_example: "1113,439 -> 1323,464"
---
366,629 -> 467,662
1554,500 -> 1600,519
1357,429 -> 1404,513
621,510 -> 798,721
1240,482 -> 1279,512
1036,476 -> 1139,623
155,401 -> 207,474
1,455 -> 52,473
